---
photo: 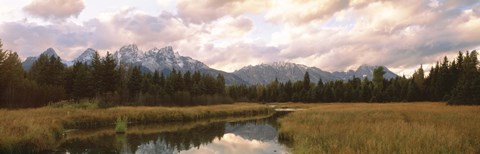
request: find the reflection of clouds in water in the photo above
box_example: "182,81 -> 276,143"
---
179,133 -> 289,154
136,138 -> 175,154
225,123 -> 278,141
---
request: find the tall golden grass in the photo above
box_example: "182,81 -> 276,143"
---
0,103 -> 272,153
278,102 -> 480,153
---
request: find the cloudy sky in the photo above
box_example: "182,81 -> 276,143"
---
0,0 -> 479,75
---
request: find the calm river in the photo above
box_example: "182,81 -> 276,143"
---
56,112 -> 291,154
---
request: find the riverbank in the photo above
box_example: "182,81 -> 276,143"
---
0,103 -> 273,153
278,102 -> 480,153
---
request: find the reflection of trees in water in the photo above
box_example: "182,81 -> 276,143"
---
59,112 -> 292,153
229,111 -> 291,129
59,133 -> 121,153
129,123 -> 225,152
156,123 -> 225,151
59,123 -> 226,153
224,111 -> 291,142
134,113 -> 292,152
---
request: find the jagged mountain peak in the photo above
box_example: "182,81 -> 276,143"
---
234,62 -> 398,84
80,48 -> 96,56
74,48 -> 97,63
112,44 -> 211,72
111,45 -> 243,84
120,44 -> 139,51
118,44 -> 142,56
158,46 -> 174,53
271,61 -> 308,69
233,61 -> 337,84
21,45 -> 398,85
85,48 -> 96,52
332,64 -> 397,80
22,48 -> 68,70
240,61 -> 309,71
41,48 -> 59,57
148,46 -> 177,57
115,44 -> 143,64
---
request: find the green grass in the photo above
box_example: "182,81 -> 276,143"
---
47,99 -> 100,109
115,117 -> 128,133
278,102 -> 480,153
0,103 -> 273,153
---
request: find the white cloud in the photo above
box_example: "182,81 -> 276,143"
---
23,0 -> 85,22
177,0 -> 269,24
1,0 -> 480,76
266,0 -> 480,72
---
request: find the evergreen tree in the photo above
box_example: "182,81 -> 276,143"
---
101,52 -> 118,93
413,65 -> 425,91
184,71 -> 192,92
283,80 -> 293,101
406,80 -> 419,101
315,78 -> 324,101
141,73 -> 153,94
116,65 -> 129,104
91,51 -> 103,94
412,65 -> 425,100
372,67 -> 385,102
71,62 -> 94,101
303,72 -> 311,91
28,53 -> 66,103
166,69 -> 177,95
47,56 -> 65,86
175,70 -> 185,91
450,50 -> 480,105
0,45 -> 24,107
360,77 -> 372,102
128,66 -> 142,99
216,74 -> 225,94
152,70 -> 160,87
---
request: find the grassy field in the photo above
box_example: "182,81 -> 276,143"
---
0,103 -> 272,153
278,102 -> 480,153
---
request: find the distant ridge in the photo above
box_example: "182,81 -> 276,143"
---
233,62 -> 397,84
21,45 -> 398,85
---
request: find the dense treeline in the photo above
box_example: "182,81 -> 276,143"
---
0,41 -> 229,108
0,42 -> 67,108
0,39 -> 479,108
227,50 -> 480,105
63,54 -> 230,106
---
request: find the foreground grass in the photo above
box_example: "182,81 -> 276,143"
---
278,102 -> 480,153
0,103 -> 272,153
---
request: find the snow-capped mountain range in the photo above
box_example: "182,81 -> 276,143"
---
21,45 -> 398,84
232,62 -> 397,84
113,44 -> 210,73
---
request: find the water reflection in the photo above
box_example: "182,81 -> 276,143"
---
58,112 -> 290,154
177,133 -> 286,154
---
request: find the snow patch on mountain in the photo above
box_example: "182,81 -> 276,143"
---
233,61 -> 339,84
74,48 -> 96,64
234,62 -> 398,84
21,45 -> 398,85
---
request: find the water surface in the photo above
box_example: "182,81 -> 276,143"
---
57,112 -> 290,154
